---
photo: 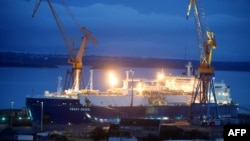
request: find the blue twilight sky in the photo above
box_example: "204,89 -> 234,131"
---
0,0 -> 250,62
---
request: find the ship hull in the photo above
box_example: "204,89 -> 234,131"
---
26,97 -> 238,124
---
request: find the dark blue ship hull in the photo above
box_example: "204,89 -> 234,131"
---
26,97 -> 238,124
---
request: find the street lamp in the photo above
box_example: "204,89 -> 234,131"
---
130,70 -> 134,107
41,102 -> 43,132
10,101 -> 14,128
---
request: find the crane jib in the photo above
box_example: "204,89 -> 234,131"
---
31,0 -> 98,92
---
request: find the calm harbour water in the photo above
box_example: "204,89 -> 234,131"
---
0,65 -> 250,113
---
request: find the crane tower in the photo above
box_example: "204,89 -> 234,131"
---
32,0 -> 97,93
186,0 -> 218,122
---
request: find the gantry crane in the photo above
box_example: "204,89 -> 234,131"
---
32,0 -> 97,93
186,0 -> 218,121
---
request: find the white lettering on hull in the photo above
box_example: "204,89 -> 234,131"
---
69,107 -> 91,111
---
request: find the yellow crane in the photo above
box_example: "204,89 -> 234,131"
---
32,0 -> 97,92
186,0 -> 218,121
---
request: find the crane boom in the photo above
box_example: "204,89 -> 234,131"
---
186,0 -> 216,73
32,0 -> 74,59
32,0 -> 97,92
47,0 -> 75,59
186,0 -> 218,121
31,0 -> 42,18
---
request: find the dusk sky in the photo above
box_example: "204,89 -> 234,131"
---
0,0 -> 249,62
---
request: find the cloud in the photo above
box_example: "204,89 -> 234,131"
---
0,0 -> 249,61
66,3 -> 189,58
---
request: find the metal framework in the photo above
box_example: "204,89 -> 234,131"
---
186,0 -> 218,120
32,0 -> 97,92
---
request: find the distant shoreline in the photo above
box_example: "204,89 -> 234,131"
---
1,52 -> 250,72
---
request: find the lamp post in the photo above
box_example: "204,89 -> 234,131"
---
41,102 -> 43,132
130,70 -> 134,107
10,101 -> 14,128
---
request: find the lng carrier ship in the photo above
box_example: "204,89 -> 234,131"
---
26,62 -> 238,124
26,0 -> 238,125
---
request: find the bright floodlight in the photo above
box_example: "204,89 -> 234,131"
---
109,72 -> 118,88
157,72 -> 164,80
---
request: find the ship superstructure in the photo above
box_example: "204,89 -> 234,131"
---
40,62 -> 232,107
26,62 -> 237,124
